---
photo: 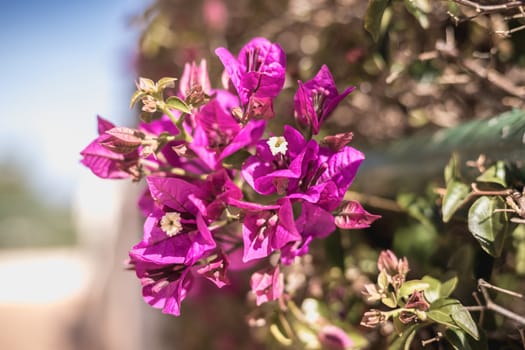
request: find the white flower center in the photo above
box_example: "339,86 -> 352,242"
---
267,136 -> 288,156
160,212 -> 183,237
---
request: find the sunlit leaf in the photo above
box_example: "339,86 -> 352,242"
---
445,153 -> 461,184
398,280 -> 429,298
382,291 -> 398,308
404,0 -> 430,29
427,298 -> 461,329
421,275 -> 441,303
166,96 -> 192,114
364,0 -> 389,41
130,90 -> 147,109
442,180 -> 470,222
157,77 -> 178,90
476,161 -> 507,187
468,196 -> 509,257
440,276 -> 458,298
450,303 -> 479,340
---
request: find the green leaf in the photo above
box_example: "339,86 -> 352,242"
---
445,328 -> 473,350
137,77 -> 156,92
130,90 -> 147,109
476,161 -> 507,187
378,270 -> 389,290
450,304 -> 479,340
165,96 -> 192,114
398,280 -> 430,298
427,298 -> 461,329
440,276 -> 458,298
428,298 -> 479,340
403,329 -> 416,350
468,196 -> 509,257
364,0 -> 389,41
404,0 -> 430,29
356,109 -> 525,198
382,291 -> 398,308
445,153 -> 461,184
421,275 -> 441,303
157,77 -> 178,90
421,275 -> 458,303
442,180 -> 470,222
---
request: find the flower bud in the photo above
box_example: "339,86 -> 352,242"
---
360,309 -> 386,328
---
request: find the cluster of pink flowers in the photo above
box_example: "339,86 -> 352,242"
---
80,37 -> 379,316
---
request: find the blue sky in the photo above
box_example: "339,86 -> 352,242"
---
0,0 -> 146,204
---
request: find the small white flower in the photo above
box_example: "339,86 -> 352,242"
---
267,136 -> 288,156
160,212 -> 183,237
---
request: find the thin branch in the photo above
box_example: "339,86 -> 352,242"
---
470,279 -> 525,326
451,0 -> 525,13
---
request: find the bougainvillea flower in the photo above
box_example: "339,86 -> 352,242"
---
281,201 -> 335,264
179,59 -> 212,101
130,257 -> 193,316
242,125 -> 364,211
294,65 -> 354,134
196,250 -> 230,288
191,98 -> 266,169
80,116 -> 140,179
377,250 -> 409,278
228,198 -> 301,262
250,265 -> 284,306
201,169 -> 243,221
334,200 -> 381,229
129,176 -> 216,266
215,37 -> 286,105
244,95 -> 274,120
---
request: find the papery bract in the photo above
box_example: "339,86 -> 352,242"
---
196,250 -> 230,288
334,200 -> 381,229
242,125 -> 364,211
179,59 -> 212,101
130,258 -> 193,316
294,65 -> 354,135
281,202 -> 335,264
250,265 -> 284,306
129,176 -> 216,265
215,37 -> 286,105
230,198 -> 301,262
80,116 -> 140,179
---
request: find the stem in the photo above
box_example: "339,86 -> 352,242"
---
345,191 -> 402,212
450,0 -> 525,13
161,106 -> 193,143
471,183 -> 514,196
468,279 -> 525,326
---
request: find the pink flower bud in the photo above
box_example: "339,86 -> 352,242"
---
318,325 -> 353,350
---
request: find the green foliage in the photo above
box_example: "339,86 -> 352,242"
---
364,0 -> 390,41
165,96 -> 192,114
468,196 -> 510,257
476,162 -> 507,187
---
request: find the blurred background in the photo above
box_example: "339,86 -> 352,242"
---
1,0 -> 524,349
0,1 -> 147,349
